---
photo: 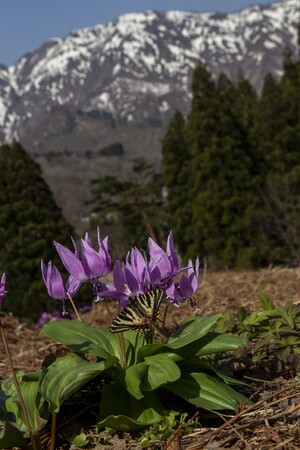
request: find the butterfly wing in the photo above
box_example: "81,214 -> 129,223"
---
109,289 -> 165,333
134,288 -> 164,321
109,303 -> 150,333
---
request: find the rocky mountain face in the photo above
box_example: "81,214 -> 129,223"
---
0,0 -> 299,226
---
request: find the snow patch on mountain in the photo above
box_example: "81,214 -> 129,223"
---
0,0 -> 298,143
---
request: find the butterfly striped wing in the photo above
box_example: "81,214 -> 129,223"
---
134,289 -> 164,321
109,288 -> 164,333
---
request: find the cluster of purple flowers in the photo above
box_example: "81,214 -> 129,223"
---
41,230 -> 199,310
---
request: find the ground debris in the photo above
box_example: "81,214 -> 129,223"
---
0,267 -> 300,449
182,378 -> 300,450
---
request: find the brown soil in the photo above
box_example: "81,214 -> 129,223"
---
0,267 -> 300,449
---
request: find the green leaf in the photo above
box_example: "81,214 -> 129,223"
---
243,310 -> 276,325
0,421 -> 29,449
166,372 -> 250,410
195,333 -> 245,356
138,332 -> 243,363
141,354 -> 181,391
39,353 -> 117,414
137,315 -> 221,360
0,382 -> 16,422
2,371 -> 47,434
276,304 -> 295,329
73,432 -> 89,447
259,293 -> 275,311
97,384 -> 166,431
177,359 -> 247,386
41,320 -> 119,360
124,362 -> 148,399
124,331 -> 147,366
168,315 -> 221,347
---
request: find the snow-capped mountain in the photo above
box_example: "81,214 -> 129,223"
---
0,0 -> 299,224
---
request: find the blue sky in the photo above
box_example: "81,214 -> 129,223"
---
0,0 -> 278,66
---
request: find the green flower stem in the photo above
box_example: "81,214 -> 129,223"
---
66,292 -> 82,321
118,331 -> 127,368
0,320 -> 41,450
103,300 -> 127,368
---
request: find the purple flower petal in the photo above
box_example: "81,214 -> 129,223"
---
54,241 -> 87,281
124,265 -> 140,294
179,274 -> 193,297
99,288 -> 130,306
65,275 -> 82,297
47,264 -> 66,299
41,260 -> 48,286
166,231 -> 180,271
113,260 -> 127,291
81,239 -> 107,278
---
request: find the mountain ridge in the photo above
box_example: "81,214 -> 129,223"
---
0,0 -> 299,226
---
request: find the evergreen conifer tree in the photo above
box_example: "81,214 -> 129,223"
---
186,68 -> 265,267
0,142 -> 73,320
184,64 -> 218,260
257,47 -> 300,264
162,110 -> 191,255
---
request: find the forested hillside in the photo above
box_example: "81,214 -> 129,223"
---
162,32 -> 300,268
0,142 -> 74,319
89,26 -> 300,268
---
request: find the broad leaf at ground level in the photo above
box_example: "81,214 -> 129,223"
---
137,315 -> 221,360
166,372 -> 250,410
195,333 -> 245,356
41,320 -> 119,360
168,315 -> 221,347
2,371 -> 47,434
124,362 -> 148,399
97,384 -> 166,431
0,421 -> 29,449
124,331 -> 147,365
39,353 -> 118,414
141,354 -> 181,391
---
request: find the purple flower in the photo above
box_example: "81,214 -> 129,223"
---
124,247 -> 150,293
166,258 -> 200,305
41,260 -> 81,300
54,230 -> 111,289
100,231 -> 195,307
148,231 -> 180,287
54,241 -> 87,282
101,247 -> 151,306
0,273 -> 6,310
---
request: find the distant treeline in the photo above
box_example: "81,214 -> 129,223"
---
90,29 -> 300,269
162,37 -> 300,268
0,142 -> 88,320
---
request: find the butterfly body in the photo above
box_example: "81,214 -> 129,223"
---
110,288 -> 165,333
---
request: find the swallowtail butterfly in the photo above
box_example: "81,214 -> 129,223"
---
109,288 -> 165,333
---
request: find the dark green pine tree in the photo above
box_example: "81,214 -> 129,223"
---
233,74 -> 271,266
252,73 -> 288,263
162,110 -> 191,255
187,68 -> 265,268
254,73 -> 282,166
256,45 -> 300,264
184,64 -> 218,260
0,142 -> 74,320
